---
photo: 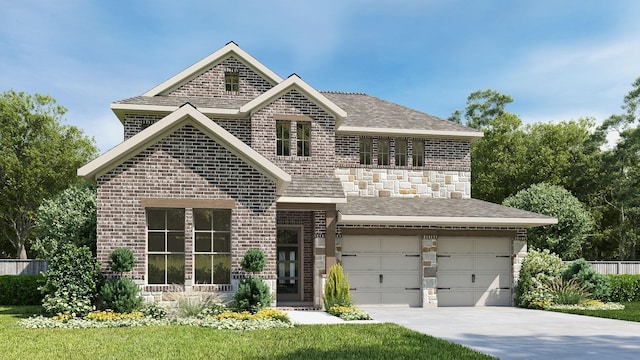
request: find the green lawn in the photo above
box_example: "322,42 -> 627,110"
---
0,306 -> 494,360
548,302 -> 640,322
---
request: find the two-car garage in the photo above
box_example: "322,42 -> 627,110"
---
340,234 -> 513,307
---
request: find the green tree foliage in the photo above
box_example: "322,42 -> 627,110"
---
503,183 -> 593,260
0,90 -> 97,258
234,249 -> 272,313
323,263 -> 352,310
515,249 -> 564,308
100,248 -> 142,313
108,248 -> 136,274
240,248 -> 266,274
462,89 -> 514,129
562,259 -> 610,300
40,242 -> 102,316
35,182 -> 97,257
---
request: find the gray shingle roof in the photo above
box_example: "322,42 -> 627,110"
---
321,91 -> 480,133
282,176 -> 346,199
113,95 -> 249,109
338,196 -> 554,219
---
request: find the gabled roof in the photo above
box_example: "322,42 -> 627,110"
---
323,92 -> 483,140
143,41 -> 283,96
78,104 -> 291,194
338,197 -> 557,228
277,176 -> 346,204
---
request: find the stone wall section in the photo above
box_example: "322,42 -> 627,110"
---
251,89 -> 336,176
335,168 -> 470,199
168,56 -> 274,100
96,125 -> 277,295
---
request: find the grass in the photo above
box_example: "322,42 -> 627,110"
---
547,302 -> 640,322
0,306 -> 494,360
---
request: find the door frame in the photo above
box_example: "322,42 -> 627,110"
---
276,225 -> 304,302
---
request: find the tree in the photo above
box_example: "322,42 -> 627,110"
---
0,90 -> 97,258
462,89 -> 514,129
503,183 -> 594,260
35,182 -> 97,257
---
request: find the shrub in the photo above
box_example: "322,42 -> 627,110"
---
84,310 -> 143,321
562,259 -> 610,300
546,278 -> 591,305
327,305 -> 371,320
0,274 -> 44,305
40,242 -> 102,316
516,249 -> 564,308
100,278 -> 143,313
142,301 -> 167,319
167,290 -> 225,318
607,274 -> 640,302
323,263 -> 352,310
240,248 -> 266,274
234,277 -> 273,313
215,308 -> 289,322
108,248 -> 136,274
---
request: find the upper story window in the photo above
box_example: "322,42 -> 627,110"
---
194,209 -> 231,285
147,209 -> 185,285
296,122 -> 311,157
276,121 -> 291,156
225,72 -> 239,93
395,139 -> 407,166
378,139 -> 390,166
412,140 -> 424,167
359,138 -> 372,165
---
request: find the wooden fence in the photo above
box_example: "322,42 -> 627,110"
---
588,261 -> 640,275
0,260 -> 48,275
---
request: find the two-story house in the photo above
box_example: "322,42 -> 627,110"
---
78,41 -> 555,308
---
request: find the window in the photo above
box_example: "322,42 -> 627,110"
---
225,72 -> 239,93
395,139 -> 407,166
194,209 -> 231,285
147,209 -> 185,285
359,138 -> 372,165
378,139 -> 390,165
412,140 -> 424,167
296,122 -> 311,156
276,121 -> 291,156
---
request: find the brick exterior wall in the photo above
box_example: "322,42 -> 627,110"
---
276,211 -> 315,302
251,89 -> 336,176
96,125 -> 277,292
169,56 -> 274,100
124,114 -> 165,140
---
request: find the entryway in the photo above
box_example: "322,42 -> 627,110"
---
277,227 -> 302,302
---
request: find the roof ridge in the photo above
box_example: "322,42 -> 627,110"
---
320,90 -> 368,95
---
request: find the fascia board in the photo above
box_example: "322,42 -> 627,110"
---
337,126 -> 484,140
277,196 -> 347,204
110,103 -> 245,123
240,76 -> 347,120
143,43 -> 283,97
337,214 -> 558,228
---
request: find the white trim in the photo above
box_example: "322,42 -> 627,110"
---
337,126 -> 484,140
240,75 -> 347,120
111,102 -> 244,123
277,196 -> 347,204
143,42 -> 283,97
78,104 -> 291,194
337,214 -> 557,228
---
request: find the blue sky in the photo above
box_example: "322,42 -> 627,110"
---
1,0 -> 640,152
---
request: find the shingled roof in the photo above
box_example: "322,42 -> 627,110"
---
113,95 -> 249,109
278,176 -> 346,203
338,197 -> 557,227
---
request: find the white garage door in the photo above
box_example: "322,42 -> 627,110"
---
437,236 -> 511,307
341,235 -> 421,307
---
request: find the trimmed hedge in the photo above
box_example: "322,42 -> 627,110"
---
0,274 -> 44,305
607,274 -> 640,302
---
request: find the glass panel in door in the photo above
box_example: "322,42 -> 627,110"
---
277,228 -> 301,301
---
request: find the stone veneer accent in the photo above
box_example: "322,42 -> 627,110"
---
96,125 -> 277,297
336,168 -> 470,199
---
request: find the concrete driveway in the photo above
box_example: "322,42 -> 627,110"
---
363,307 -> 640,360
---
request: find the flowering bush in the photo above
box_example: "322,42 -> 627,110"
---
214,308 -> 289,323
84,310 -> 143,321
328,305 -> 371,320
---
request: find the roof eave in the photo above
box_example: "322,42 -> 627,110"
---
111,102 -> 245,124
337,214 -> 558,228
336,126 -> 484,141
277,196 -> 347,204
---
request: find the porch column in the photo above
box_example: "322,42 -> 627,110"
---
325,208 -> 337,272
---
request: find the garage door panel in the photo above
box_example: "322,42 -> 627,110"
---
351,291 -> 382,306
342,255 -> 379,271
474,256 -> 511,271
383,273 -> 420,289
475,289 -> 511,306
342,237 -> 380,253
474,273 -> 511,288
347,273 -> 381,289
437,272 -> 472,288
382,255 -> 420,271
380,237 -> 418,253
382,291 -> 421,307
474,237 -> 510,254
439,238 -> 474,254
437,256 -> 474,271
438,289 -> 474,307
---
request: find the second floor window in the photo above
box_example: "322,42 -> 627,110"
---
395,139 -> 407,166
276,121 -> 291,156
359,138 -> 372,165
225,72 -> 239,93
413,140 -> 424,167
296,122 -> 311,156
378,139 -> 390,166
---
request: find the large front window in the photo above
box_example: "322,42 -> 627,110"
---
147,209 -> 185,285
412,140 -> 424,167
296,122 -> 311,156
359,137 -> 372,165
378,138 -> 390,165
194,209 -> 231,284
395,139 -> 407,166
276,121 -> 291,156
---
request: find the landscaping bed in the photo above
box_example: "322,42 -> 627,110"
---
546,301 -> 640,322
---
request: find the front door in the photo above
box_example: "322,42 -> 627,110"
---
277,227 -> 302,302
